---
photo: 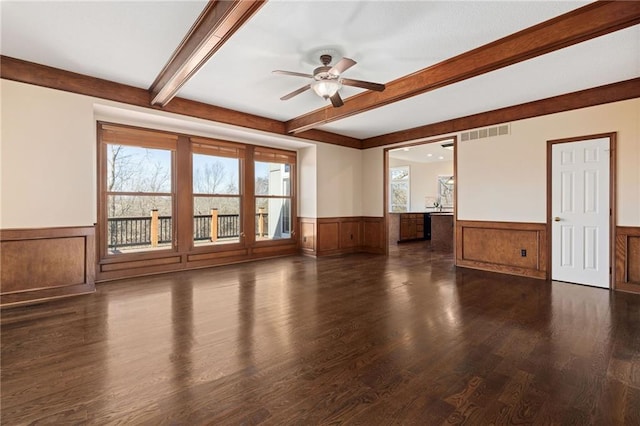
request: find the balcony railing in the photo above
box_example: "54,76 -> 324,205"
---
107,213 -> 268,249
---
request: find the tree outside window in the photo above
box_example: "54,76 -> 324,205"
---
192,153 -> 241,245
390,166 -> 410,212
106,144 -> 173,253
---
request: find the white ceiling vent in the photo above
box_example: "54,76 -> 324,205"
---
460,124 -> 510,142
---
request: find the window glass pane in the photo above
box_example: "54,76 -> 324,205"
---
390,166 -> 410,212
107,195 -> 172,253
390,182 -> 409,212
193,196 -> 241,245
107,145 -> 172,193
255,162 -> 291,196
390,167 -> 409,181
256,197 -> 290,240
193,154 -> 239,195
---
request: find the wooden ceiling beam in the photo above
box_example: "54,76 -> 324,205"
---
296,129 -> 362,150
286,1 -> 640,134
149,0 -> 266,107
0,55 -> 362,148
362,78 -> 640,149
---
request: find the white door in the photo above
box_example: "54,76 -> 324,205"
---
551,138 -> 610,288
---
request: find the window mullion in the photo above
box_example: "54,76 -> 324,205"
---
244,147 -> 256,245
176,136 -> 193,252
106,191 -> 173,197
193,193 -> 239,198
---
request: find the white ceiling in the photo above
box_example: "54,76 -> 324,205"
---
2,1 -> 638,142
321,25 -> 640,138
0,1 -> 207,89
389,139 -> 454,164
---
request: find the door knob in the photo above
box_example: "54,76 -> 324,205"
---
554,217 -> 561,222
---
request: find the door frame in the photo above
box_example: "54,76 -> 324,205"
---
383,135 -> 458,256
546,132 -> 617,288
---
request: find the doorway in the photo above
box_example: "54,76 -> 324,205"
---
384,137 -> 456,255
547,133 -> 616,288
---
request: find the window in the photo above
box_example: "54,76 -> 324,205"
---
192,139 -> 244,246
97,123 -> 297,273
100,125 -> 176,254
437,175 -> 455,208
255,149 -> 295,241
390,166 -> 410,212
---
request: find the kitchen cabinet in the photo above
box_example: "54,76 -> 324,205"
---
430,213 -> 454,251
399,213 -> 425,242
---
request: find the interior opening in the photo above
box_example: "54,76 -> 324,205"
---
386,138 -> 455,256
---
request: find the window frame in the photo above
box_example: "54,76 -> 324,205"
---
253,148 -> 297,245
97,123 -> 178,260
190,137 -> 246,250
96,122 -> 298,271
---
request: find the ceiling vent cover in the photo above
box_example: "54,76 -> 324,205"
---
460,124 -> 510,142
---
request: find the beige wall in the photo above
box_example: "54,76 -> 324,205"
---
1,80 -> 96,228
361,147 -> 382,216
300,141 -> 365,218
316,142 -> 362,218
457,98 -> 639,225
363,98 -> 640,226
389,157 -> 453,212
3,79 -> 637,229
297,145 -> 317,218
0,79 -> 364,230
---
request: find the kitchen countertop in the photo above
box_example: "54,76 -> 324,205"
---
389,211 -> 454,215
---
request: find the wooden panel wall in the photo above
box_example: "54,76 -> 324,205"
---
456,221 -> 548,279
339,219 -> 361,250
388,214 -> 400,246
0,226 -> 96,307
317,221 -> 341,254
299,217 -> 385,257
299,218 -> 316,255
431,214 -> 454,252
615,226 -> 640,294
362,217 -> 386,254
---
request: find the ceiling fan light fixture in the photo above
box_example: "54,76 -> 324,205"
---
311,79 -> 341,99
274,54 -> 383,106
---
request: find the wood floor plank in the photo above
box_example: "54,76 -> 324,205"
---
2,244 -> 639,424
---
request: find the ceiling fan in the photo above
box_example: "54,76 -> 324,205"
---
273,54 -> 385,107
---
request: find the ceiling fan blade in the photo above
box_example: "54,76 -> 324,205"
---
273,70 -> 314,79
341,78 -> 385,92
329,92 -> 344,108
280,84 -> 311,100
329,57 -> 356,76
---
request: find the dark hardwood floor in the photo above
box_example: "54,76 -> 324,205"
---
2,243 -> 639,424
